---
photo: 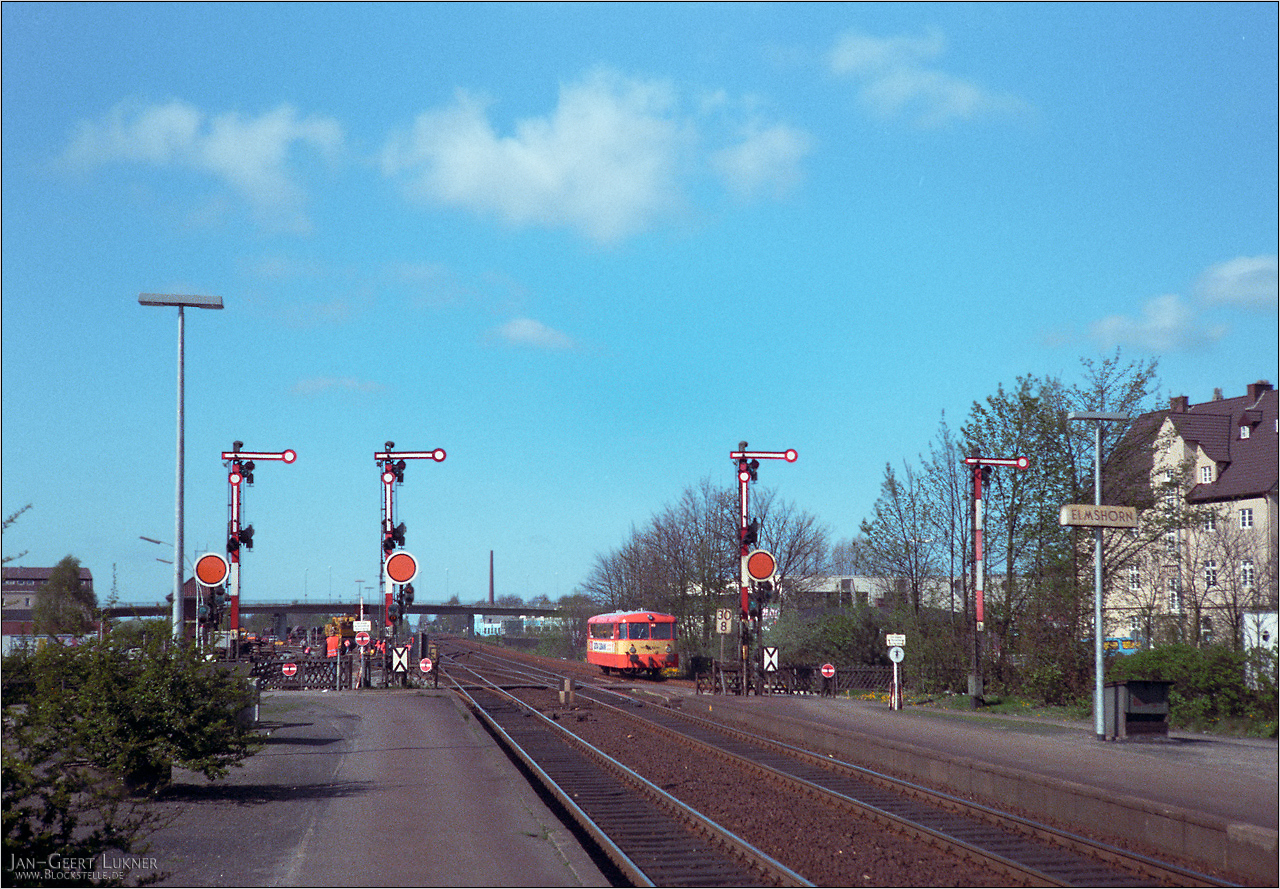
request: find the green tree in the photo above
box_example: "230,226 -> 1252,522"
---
31,555 -> 98,637
4,627 -> 259,796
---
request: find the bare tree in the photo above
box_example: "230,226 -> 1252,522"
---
859,461 -> 940,614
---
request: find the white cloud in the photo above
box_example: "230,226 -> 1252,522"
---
828,29 -> 1028,127
1089,293 -> 1227,352
382,69 -> 811,243
712,121 -> 811,199
1195,255 -> 1278,310
382,71 -> 686,244
495,318 -> 576,350
61,100 -> 342,232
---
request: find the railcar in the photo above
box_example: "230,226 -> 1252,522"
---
586,611 -> 678,678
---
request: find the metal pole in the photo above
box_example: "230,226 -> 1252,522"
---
173,306 -> 185,640
1094,420 -> 1105,741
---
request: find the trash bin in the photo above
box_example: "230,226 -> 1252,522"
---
1104,680 -> 1173,740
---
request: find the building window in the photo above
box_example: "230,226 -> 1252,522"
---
1165,529 -> 1178,552
1203,560 -> 1217,587
1242,559 -> 1255,588
1204,511 -> 1216,532
1167,579 -> 1182,612
1200,465 -> 1213,484
1128,564 -> 1141,590
1240,425 -> 1251,439
1240,508 -> 1254,529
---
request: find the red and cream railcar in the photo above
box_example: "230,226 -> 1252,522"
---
586,611 -> 678,677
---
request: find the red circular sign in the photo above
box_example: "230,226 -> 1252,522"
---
282,449 -> 297,463
746,550 -> 776,581
282,663 -> 298,677
355,631 -> 371,647
195,553 -> 229,586
420,657 -> 433,673
821,663 -> 836,678
784,449 -> 798,462
385,550 -> 418,584
431,448 -> 446,462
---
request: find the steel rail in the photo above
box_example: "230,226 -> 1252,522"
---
443,659 -> 812,888
570,684 -> 1236,888
444,640 -> 1234,888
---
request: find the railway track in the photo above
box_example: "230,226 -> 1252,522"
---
443,641 -> 1237,888
446,657 -> 812,887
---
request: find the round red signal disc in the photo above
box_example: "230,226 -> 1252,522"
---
195,553 -> 229,586
282,449 -> 297,464
746,549 -> 776,581
784,449 -> 798,462
385,550 -> 418,584
432,448 -> 446,462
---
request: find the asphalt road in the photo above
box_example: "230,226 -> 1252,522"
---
145,690 -> 609,887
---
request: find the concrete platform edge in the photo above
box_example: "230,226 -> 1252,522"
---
700,698 -> 1277,886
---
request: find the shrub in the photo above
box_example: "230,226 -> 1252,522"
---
1107,643 -> 1276,730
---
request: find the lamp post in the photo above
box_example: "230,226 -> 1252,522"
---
139,293 -> 224,639
1068,410 -> 1129,741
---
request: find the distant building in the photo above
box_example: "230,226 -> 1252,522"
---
2,564 -> 97,653
1108,381 -> 1278,647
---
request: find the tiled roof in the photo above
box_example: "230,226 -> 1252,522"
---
1115,384 -> 1278,506
1190,390 -> 1279,503
1175,387 -> 1277,503
2,565 -> 95,585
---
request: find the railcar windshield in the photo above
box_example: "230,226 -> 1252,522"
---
650,622 -> 673,640
626,622 -> 650,640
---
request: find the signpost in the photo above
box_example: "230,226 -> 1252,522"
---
1067,410 -> 1131,742
762,647 -> 779,673
1059,504 -> 1138,528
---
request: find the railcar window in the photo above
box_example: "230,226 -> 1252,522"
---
589,623 -> 614,639
627,622 -> 650,640
650,623 -> 673,640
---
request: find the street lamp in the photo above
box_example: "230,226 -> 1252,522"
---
139,293 -> 224,639
1068,410 -> 1129,741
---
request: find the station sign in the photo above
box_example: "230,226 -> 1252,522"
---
885,633 -> 906,647
1059,504 -> 1138,528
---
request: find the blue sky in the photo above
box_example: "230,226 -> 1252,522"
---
3,3 -> 1276,610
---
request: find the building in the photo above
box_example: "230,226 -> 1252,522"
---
1108,381 -> 1278,647
2,564 -> 96,653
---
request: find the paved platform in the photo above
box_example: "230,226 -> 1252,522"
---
678,689 -> 1278,885
145,690 -> 609,887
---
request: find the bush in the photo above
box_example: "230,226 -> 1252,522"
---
1107,643 -> 1277,730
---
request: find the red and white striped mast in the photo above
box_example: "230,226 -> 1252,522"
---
221,442 -> 296,636
962,452 -> 1028,708
729,442 -> 796,694
375,442 -> 445,640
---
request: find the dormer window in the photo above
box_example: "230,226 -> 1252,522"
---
1200,465 -> 1213,484
1240,424 -> 1251,439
